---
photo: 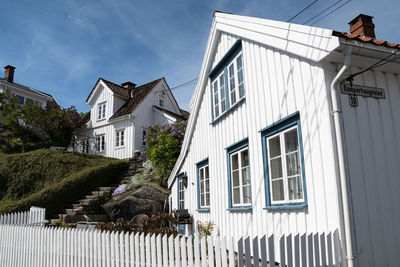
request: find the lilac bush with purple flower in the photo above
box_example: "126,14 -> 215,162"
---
145,120 -> 187,187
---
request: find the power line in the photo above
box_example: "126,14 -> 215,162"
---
302,0 -> 343,25
170,77 -> 198,90
344,51 -> 399,82
310,0 -> 352,26
287,0 -> 319,22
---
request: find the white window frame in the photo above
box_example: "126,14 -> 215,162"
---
115,129 -> 125,148
96,134 -> 105,152
97,102 -> 106,120
178,178 -> 185,210
159,99 -> 165,107
228,52 -> 245,106
198,164 -> 210,209
211,72 -> 227,119
229,146 -> 251,207
267,125 -> 304,205
82,138 -> 89,153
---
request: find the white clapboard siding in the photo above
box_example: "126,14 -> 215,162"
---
0,225 -> 342,267
0,207 -> 46,226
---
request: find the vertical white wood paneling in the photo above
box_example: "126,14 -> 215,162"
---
170,32 -> 342,265
340,66 -> 400,267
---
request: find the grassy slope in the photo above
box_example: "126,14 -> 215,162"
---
0,149 -> 129,215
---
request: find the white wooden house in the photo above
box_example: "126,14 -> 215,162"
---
74,77 -> 188,159
0,65 -> 57,107
168,12 -> 400,267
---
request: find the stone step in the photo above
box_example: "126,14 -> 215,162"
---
72,203 -> 83,209
59,208 -> 74,215
85,195 -> 100,200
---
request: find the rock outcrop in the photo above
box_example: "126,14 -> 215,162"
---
103,185 -> 169,221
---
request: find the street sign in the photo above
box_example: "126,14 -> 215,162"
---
340,82 -> 385,99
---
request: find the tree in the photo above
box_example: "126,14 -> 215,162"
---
145,120 -> 186,187
0,92 -> 81,152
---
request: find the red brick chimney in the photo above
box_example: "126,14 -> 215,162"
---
4,65 -> 16,83
348,14 -> 376,38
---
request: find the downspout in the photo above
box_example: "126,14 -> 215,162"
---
330,46 -> 355,267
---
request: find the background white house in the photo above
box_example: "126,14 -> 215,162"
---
74,77 -> 188,159
0,65 -> 57,108
168,12 -> 400,267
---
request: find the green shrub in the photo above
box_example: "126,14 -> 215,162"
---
0,149 -> 129,215
145,121 -> 186,187
197,220 -> 215,238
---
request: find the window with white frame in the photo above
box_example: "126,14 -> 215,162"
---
115,129 -> 125,147
209,40 -> 245,121
178,177 -> 185,209
82,138 -> 89,153
97,102 -> 106,120
212,73 -> 226,118
227,139 -> 251,208
261,113 -> 307,209
159,99 -> 164,107
96,134 -> 105,152
197,159 -> 210,210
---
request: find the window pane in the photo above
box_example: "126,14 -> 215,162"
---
205,179 -> 209,193
25,98 -> 33,105
213,81 -> 218,93
272,180 -> 285,201
200,193 -> 205,206
215,103 -> 219,117
285,128 -> 298,153
268,136 -> 281,158
232,170 -> 239,187
270,158 -> 283,179
241,167 -> 250,186
206,193 -> 210,206
242,185 -> 251,204
200,168 -> 204,181
288,176 -> 303,200
16,95 -> 24,105
231,153 -> 239,170
286,151 -> 301,176
205,166 -> 209,179
233,188 -> 240,204
236,55 -> 243,70
230,91 -> 236,104
241,149 -> 249,167
200,181 -> 204,193
239,77 -> 245,98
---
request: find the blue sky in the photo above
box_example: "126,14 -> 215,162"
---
1,0 -> 399,112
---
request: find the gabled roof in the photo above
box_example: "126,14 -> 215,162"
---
167,12 -> 400,188
333,31 -> 400,50
85,78 -> 131,103
109,78 -> 163,120
154,106 -> 189,121
0,78 -> 56,102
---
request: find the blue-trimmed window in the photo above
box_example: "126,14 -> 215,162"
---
209,40 -> 245,122
226,139 -> 252,210
261,113 -> 307,210
177,173 -> 186,210
196,159 -> 210,211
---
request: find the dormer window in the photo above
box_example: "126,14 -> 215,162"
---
159,99 -> 165,107
98,102 -> 106,120
209,40 -> 245,122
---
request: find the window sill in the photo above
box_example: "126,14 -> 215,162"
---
211,97 -> 245,125
264,203 -> 307,211
97,118 -> 106,122
115,146 -> 125,150
227,206 -> 252,212
197,208 -> 210,213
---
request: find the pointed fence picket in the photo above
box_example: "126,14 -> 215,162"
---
0,224 -> 343,267
0,206 -> 47,226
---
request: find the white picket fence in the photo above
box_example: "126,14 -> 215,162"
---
0,224 -> 344,267
0,206 -> 47,226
